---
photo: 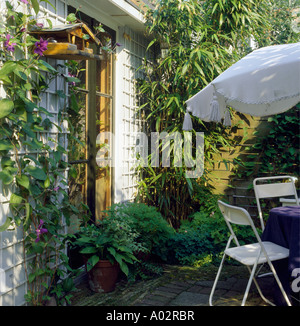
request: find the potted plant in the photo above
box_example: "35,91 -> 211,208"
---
74,206 -> 145,292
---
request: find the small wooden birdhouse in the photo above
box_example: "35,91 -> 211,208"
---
30,23 -> 103,60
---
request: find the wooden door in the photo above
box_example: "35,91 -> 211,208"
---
95,51 -> 113,220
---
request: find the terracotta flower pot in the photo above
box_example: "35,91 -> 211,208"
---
86,259 -> 120,293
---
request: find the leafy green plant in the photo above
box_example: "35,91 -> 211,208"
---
165,204 -> 258,266
202,0 -> 270,49
191,183 -> 222,214
166,209 -> 226,265
254,0 -> 300,46
166,229 -> 213,266
116,202 -> 175,260
234,106 -> 299,180
73,206 -> 146,276
128,260 -> 164,283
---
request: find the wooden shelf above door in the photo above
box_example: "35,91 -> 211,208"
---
42,42 -> 104,60
29,23 -> 104,60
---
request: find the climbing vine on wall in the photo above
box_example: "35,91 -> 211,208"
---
234,105 -> 300,181
0,0 -> 87,305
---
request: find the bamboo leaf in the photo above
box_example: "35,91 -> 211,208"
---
181,62 -> 189,76
31,0 -> 40,15
185,176 -> 193,197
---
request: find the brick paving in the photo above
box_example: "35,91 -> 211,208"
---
71,264 -> 298,307
134,277 -> 273,306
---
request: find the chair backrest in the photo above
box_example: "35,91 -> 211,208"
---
218,200 -> 260,247
253,175 -> 299,230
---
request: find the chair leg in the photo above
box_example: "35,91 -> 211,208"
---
209,253 -> 227,306
267,260 -> 292,306
252,260 -> 292,306
242,260 -> 260,306
245,265 -> 275,306
252,276 -> 275,306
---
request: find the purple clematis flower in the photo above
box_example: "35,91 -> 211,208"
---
35,23 -> 44,29
34,37 -> 48,56
20,0 -> 29,4
4,34 -> 17,52
35,219 -> 48,243
68,72 -> 76,86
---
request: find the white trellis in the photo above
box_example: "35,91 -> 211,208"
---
0,0 -> 68,306
114,26 -> 150,202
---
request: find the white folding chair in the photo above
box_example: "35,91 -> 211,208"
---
253,176 -> 299,231
209,200 -> 292,306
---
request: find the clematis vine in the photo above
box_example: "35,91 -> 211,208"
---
35,219 -> 48,243
4,34 -> 17,52
34,37 -> 48,56
68,72 -> 76,86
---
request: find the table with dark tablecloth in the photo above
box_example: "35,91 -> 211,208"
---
262,205 -> 300,305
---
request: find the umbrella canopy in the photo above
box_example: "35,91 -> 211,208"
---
183,42 -> 300,130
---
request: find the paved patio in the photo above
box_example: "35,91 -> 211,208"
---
71,264 -> 298,307
133,276 -> 272,306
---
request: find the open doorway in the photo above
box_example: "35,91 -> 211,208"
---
67,7 -> 115,223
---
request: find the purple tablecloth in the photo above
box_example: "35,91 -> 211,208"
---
262,206 -> 300,305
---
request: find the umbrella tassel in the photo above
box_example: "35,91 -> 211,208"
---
223,108 -> 231,127
183,112 -> 193,131
209,95 -> 221,122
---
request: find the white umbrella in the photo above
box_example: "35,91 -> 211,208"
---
183,42 -> 300,130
